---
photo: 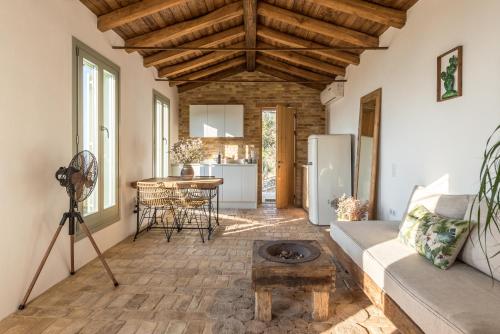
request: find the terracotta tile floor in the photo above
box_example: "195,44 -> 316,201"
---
0,207 -> 399,334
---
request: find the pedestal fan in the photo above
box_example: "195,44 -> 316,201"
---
18,150 -> 118,310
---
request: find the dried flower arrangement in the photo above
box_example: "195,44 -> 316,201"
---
335,194 -> 369,221
170,138 -> 205,164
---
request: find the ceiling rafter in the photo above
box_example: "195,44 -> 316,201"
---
257,26 -> 359,65
177,65 -> 247,93
257,2 -> 379,47
243,0 -> 257,71
125,2 -> 244,50
256,56 -> 335,82
255,64 -> 325,90
317,0 -> 406,28
158,41 -> 245,78
258,42 -> 346,76
169,56 -> 246,86
143,26 -> 245,68
97,0 -> 187,32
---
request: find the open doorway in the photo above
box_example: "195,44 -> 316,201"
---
262,108 -> 276,203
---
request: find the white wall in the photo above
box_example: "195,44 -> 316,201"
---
328,0 -> 500,220
0,0 -> 178,320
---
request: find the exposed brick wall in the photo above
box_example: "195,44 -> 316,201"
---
179,71 -> 326,206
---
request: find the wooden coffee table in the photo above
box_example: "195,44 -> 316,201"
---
252,240 -> 336,321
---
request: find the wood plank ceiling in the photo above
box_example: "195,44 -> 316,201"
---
80,0 -> 418,92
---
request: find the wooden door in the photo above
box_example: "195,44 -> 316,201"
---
276,104 -> 295,208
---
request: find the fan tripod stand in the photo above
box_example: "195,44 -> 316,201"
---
18,199 -> 119,310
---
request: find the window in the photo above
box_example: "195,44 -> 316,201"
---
73,38 -> 119,233
153,91 -> 170,177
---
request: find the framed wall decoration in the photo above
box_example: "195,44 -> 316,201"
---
437,46 -> 463,102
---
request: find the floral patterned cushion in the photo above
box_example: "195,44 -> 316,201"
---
399,205 -> 475,269
398,205 -> 432,248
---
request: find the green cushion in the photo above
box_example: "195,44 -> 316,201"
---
399,205 -> 475,269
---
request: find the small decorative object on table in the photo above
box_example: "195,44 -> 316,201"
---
171,138 -> 205,178
335,194 -> 369,221
437,46 -> 462,102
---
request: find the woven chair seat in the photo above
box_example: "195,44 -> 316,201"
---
140,198 -> 171,207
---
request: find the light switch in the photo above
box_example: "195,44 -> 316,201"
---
391,163 -> 397,178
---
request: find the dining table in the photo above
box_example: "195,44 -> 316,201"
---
130,176 -> 224,241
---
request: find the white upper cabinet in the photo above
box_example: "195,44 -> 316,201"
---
189,105 -> 207,137
224,105 -> 244,137
206,105 -> 225,137
189,104 -> 244,138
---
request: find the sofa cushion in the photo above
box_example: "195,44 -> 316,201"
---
331,220 -> 500,334
459,199 -> 500,281
399,205 -> 474,269
401,185 -> 471,228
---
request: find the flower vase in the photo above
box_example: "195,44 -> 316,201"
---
181,164 -> 194,179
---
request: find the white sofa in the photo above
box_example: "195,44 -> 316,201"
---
330,188 -> 500,334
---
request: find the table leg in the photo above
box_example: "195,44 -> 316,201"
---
255,288 -> 272,321
216,186 -> 219,225
207,188 -> 212,240
133,188 -> 140,241
312,290 -> 329,321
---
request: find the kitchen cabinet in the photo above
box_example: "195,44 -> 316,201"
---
224,105 -> 244,137
221,165 -> 242,202
241,166 -> 258,202
189,104 -> 244,138
206,105 -> 225,137
170,164 -> 257,208
189,105 -> 207,137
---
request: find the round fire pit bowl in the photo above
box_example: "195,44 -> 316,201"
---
258,240 -> 321,264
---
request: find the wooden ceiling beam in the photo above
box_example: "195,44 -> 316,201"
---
158,42 -> 245,78
258,42 -> 345,76
243,0 -> 257,71
257,3 -> 378,47
125,2 -> 243,50
118,45 -> 386,51
318,0 -> 406,29
169,56 -> 246,86
97,0 -> 187,32
143,26 -> 245,67
255,65 -> 324,90
256,56 -> 335,82
257,26 -> 359,65
178,66 -> 246,93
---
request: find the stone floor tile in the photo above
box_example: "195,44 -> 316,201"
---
0,207 -> 398,334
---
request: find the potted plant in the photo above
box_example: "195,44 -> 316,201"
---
469,124 -> 500,276
170,138 -> 205,178
335,194 -> 369,221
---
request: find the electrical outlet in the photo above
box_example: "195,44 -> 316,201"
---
389,208 -> 397,217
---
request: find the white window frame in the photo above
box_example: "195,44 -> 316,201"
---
73,38 -> 120,237
153,91 -> 170,177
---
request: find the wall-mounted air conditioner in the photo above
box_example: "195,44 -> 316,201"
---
320,81 -> 344,105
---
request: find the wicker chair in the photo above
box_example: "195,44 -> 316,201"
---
168,184 -> 218,242
135,182 -> 176,241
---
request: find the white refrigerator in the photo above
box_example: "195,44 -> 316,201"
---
308,134 -> 352,225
